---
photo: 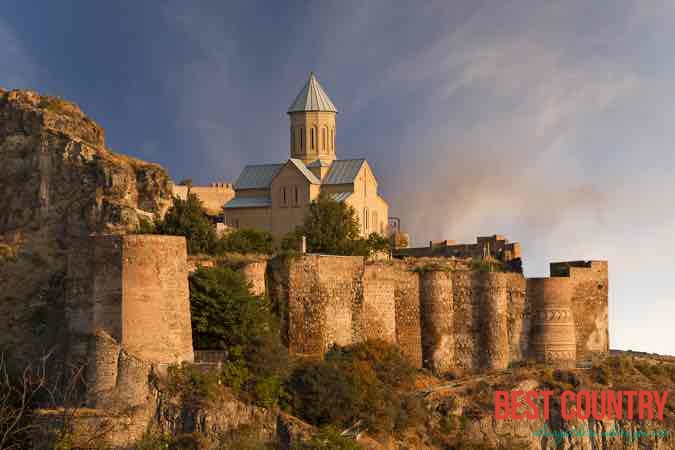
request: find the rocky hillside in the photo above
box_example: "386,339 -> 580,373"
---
0,88 -> 174,364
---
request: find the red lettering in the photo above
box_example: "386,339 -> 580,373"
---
591,391 -> 607,420
511,391 -> 524,420
607,391 -> 622,420
638,391 -> 652,420
540,390 -> 554,420
624,391 -> 637,420
524,391 -> 539,420
653,391 -> 668,420
495,390 -> 510,420
577,390 -> 590,420
561,391 -> 575,419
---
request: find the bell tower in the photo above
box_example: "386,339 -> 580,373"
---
287,73 -> 337,165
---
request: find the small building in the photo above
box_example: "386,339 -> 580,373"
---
224,73 -> 389,240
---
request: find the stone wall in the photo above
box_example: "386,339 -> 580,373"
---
550,260 -> 609,362
67,234 -> 194,369
268,254 -> 609,373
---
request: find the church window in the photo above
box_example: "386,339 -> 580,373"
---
364,207 -> 369,231
300,128 -> 304,151
282,186 -> 287,206
293,185 -> 299,206
311,127 -> 316,150
322,127 -> 327,153
331,128 -> 335,150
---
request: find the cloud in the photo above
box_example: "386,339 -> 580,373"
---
160,1 -> 242,181
0,18 -> 37,89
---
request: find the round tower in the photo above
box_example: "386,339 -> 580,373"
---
287,73 -> 337,165
528,277 -> 576,367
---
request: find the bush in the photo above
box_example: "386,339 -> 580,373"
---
219,228 -> 273,254
287,340 -> 422,436
188,266 -> 290,408
284,193 -> 389,257
155,194 -> 218,254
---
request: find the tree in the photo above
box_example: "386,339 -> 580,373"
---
188,266 -> 290,407
219,229 -> 273,255
285,193 -> 390,257
288,193 -> 361,255
155,194 -> 217,254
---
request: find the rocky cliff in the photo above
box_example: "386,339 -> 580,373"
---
0,88 -> 173,364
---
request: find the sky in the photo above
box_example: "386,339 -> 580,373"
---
1,1 -> 673,354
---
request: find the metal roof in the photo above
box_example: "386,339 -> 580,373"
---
329,191 -> 352,203
288,158 -> 321,184
322,159 -> 365,185
224,196 -> 271,209
288,73 -> 338,113
306,159 -> 332,168
234,164 -> 283,190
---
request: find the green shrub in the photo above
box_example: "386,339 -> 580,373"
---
287,340 -> 422,436
188,266 -> 290,408
283,193 -> 390,257
219,228 -> 273,254
155,194 -> 218,254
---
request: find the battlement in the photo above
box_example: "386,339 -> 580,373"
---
395,234 -> 521,266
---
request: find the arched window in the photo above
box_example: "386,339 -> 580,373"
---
282,186 -> 287,206
364,207 -> 369,231
300,128 -> 304,151
332,128 -> 335,150
293,185 -> 299,206
311,127 -> 316,150
322,127 -> 327,153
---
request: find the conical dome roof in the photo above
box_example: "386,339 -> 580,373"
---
287,72 -> 338,113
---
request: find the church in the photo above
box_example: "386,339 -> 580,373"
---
223,73 -> 389,240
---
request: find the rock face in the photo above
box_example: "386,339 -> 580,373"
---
0,88 -> 173,364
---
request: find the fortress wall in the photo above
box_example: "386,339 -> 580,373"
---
65,243 -> 97,362
504,273 -> 529,363
476,272 -> 509,370
121,235 -> 193,364
93,236 -> 124,341
419,270 -> 454,373
361,262 -> 397,344
550,261 -> 609,361
527,277 -> 576,367
451,270 -> 478,370
392,267 -> 423,368
86,329 -> 121,408
285,254 -> 364,355
241,260 -> 268,297
67,235 -> 193,370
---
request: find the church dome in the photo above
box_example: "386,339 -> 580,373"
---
287,72 -> 338,113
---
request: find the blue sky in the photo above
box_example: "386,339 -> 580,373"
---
2,1 -> 673,354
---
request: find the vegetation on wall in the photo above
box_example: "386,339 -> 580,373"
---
145,194 -> 273,255
188,266 -> 290,408
283,193 -> 390,257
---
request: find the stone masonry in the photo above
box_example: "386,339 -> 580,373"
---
268,254 -> 609,373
